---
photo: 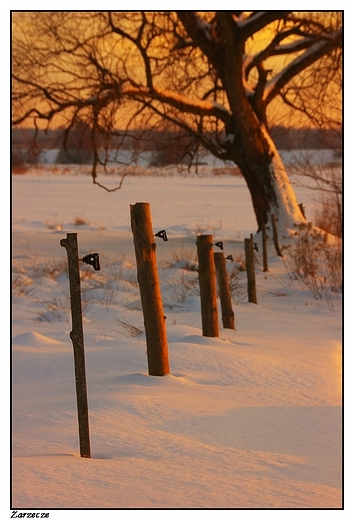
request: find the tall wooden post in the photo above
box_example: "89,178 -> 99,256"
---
60,233 -> 91,458
214,252 -> 235,330
130,203 -> 170,376
244,234 -> 257,304
196,235 -> 219,337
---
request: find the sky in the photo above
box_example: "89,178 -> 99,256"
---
10,9 -> 342,131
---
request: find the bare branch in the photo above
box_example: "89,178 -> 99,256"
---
236,11 -> 292,40
92,172 -> 127,192
264,28 -> 342,106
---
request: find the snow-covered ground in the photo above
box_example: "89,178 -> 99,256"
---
11,166 -> 343,515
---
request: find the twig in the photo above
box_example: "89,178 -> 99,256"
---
93,172 -> 127,192
114,318 -> 143,338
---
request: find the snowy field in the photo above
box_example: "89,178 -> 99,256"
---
11,166 -> 343,515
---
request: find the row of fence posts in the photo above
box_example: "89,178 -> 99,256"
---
60,202 -> 281,457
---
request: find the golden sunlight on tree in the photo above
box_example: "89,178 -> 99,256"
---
12,11 -> 342,236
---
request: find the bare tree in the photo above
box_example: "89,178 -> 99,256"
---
12,11 -> 342,236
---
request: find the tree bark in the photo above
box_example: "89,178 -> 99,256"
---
229,118 -> 305,234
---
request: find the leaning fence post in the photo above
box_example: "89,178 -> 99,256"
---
214,251 -> 235,330
196,235 -> 219,337
261,223 -> 268,272
244,234 -> 257,304
130,202 -> 170,376
271,214 -> 282,257
60,233 -> 91,458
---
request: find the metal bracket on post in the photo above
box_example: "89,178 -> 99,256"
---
154,230 -> 168,242
60,232 -> 91,458
81,253 -> 100,271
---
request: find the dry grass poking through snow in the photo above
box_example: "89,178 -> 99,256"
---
12,244 -> 250,326
283,225 -> 342,312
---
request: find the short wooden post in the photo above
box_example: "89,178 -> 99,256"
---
130,203 -> 170,376
271,214 -> 282,257
196,235 -> 219,337
261,223 -> 268,272
214,252 -> 235,330
60,233 -> 91,458
244,234 -> 257,304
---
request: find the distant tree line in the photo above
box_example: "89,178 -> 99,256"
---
12,124 -> 342,167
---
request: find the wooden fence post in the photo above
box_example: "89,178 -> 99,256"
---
244,234 -> 257,304
60,233 -> 91,458
214,252 -> 235,330
261,223 -> 268,272
130,203 -> 170,376
271,214 -> 282,257
196,235 -> 219,337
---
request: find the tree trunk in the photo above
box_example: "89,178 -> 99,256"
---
229,116 -> 306,238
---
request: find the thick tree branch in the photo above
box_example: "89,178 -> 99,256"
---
121,84 -> 231,123
177,12 -> 223,72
